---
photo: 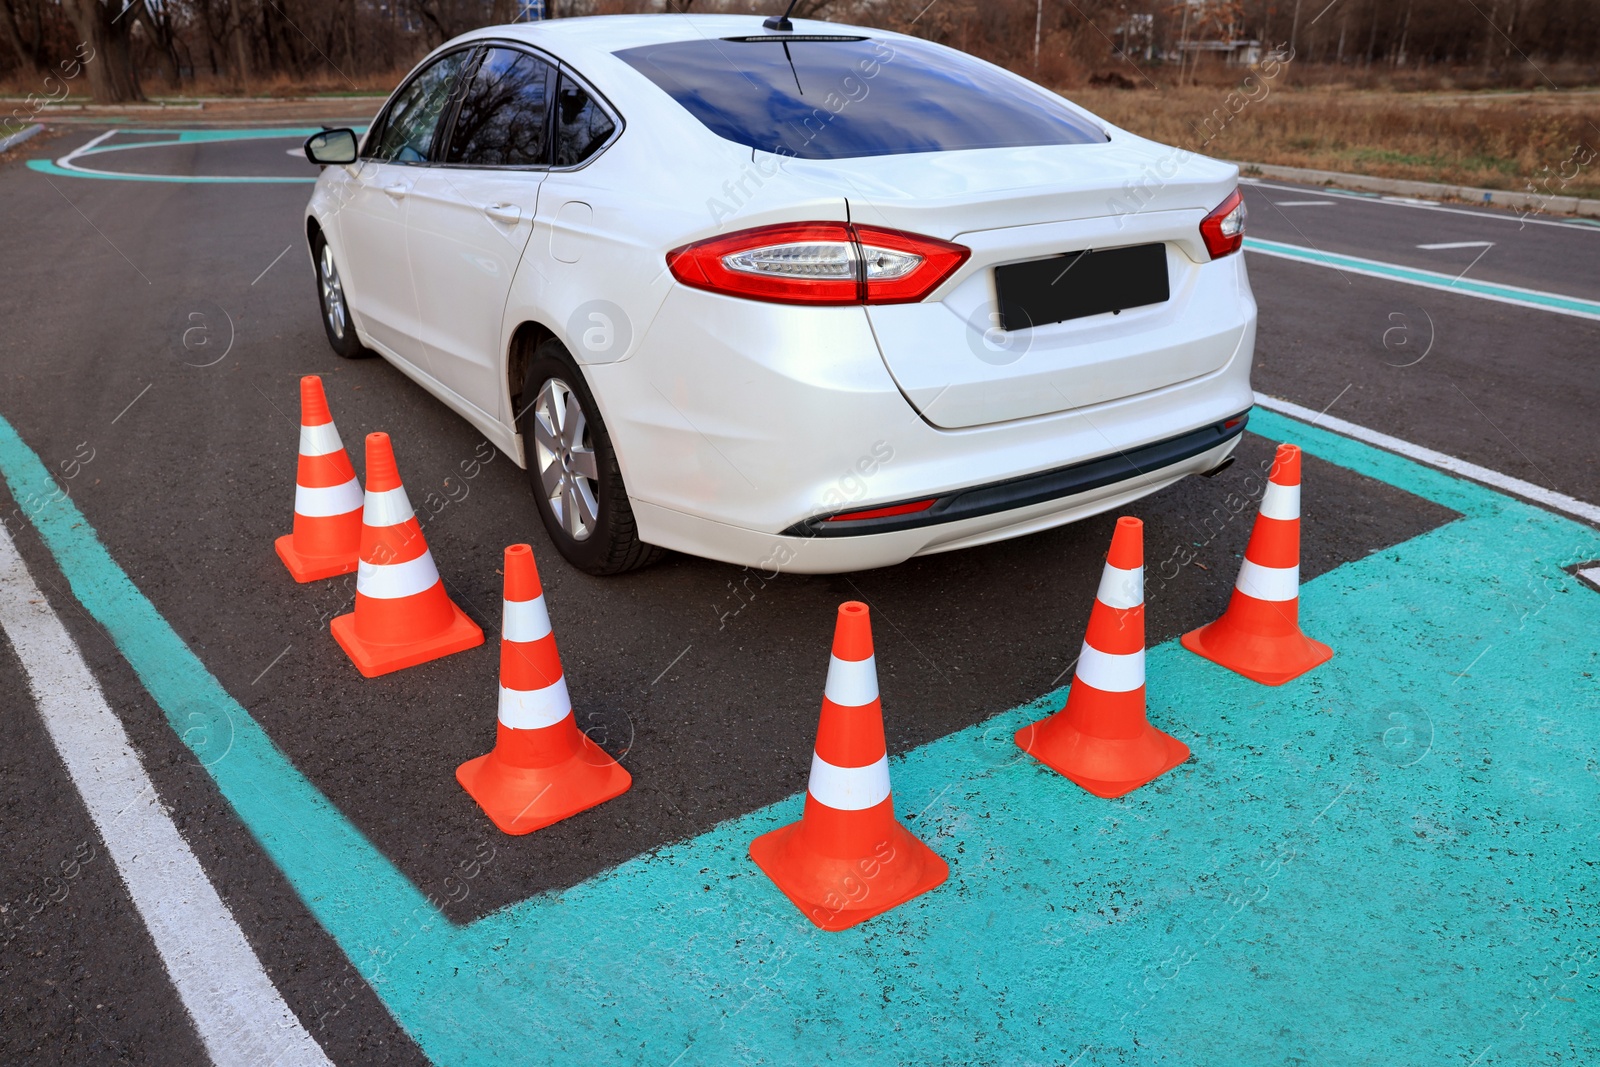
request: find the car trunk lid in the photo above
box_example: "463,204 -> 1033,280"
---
772,138 -> 1247,428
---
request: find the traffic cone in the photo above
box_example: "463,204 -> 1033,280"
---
749,602 -> 947,931
1181,443 -> 1333,685
274,376 -> 363,582
456,544 -> 631,834
1015,516 -> 1189,798
329,432 -> 484,677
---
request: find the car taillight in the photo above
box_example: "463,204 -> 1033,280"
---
667,222 -> 970,306
1199,189 -> 1246,259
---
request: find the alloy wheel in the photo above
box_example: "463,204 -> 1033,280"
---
531,377 -> 601,541
319,243 -> 347,341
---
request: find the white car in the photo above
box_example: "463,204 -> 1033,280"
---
303,13 -> 1255,575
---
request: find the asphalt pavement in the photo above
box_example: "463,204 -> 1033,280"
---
1,126 -> 1595,1064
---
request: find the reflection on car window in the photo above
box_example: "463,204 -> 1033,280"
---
371,51 -> 468,164
447,47 -> 554,167
614,36 -> 1105,160
553,74 -> 617,167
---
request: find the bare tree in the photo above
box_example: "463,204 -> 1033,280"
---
0,0 -> 51,78
132,0 -> 184,88
61,0 -> 143,102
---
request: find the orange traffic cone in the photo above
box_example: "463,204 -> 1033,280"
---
329,432 -> 484,677
274,376 -> 363,582
456,544 -> 631,834
750,602 -> 947,931
1015,516 -> 1189,798
1181,443 -> 1333,685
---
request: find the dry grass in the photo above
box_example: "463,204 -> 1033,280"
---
1068,84 -> 1600,202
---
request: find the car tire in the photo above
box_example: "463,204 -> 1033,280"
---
518,339 -> 663,575
312,230 -> 371,360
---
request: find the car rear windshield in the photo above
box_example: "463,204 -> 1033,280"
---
613,34 -> 1106,160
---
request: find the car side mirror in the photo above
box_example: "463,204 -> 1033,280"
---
305,128 -> 358,166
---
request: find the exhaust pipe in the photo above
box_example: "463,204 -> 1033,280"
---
1200,456 -> 1236,478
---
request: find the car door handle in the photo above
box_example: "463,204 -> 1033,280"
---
485,203 -> 521,224
384,182 -> 409,199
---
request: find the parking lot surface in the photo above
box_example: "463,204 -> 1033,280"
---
1,125 -> 1596,1065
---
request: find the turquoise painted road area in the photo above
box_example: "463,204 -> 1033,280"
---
1244,236 -> 1600,320
1,406 -> 1596,1065
25,127 -> 360,183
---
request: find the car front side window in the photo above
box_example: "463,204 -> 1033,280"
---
445,46 -> 556,168
368,50 -> 470,164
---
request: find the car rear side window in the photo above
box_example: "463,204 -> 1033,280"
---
369,50 -> 469,164
553,73 -> 617,167
446,47 -> 555,167
613,35 -> 1106,160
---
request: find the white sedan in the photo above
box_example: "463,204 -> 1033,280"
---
303,13 -> 1255,575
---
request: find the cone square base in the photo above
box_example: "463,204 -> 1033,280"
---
330,603 -> 484,678
1014,721 -> 1190,799
1180,623 -> 1333,686
456,737 -> 631,835
274,533 -> 358,584
749,822 -> 949,932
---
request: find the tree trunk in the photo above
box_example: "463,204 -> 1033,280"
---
229,0 -> 252,91
1393,0 -> 1411,67
0,0 -> 44,78
135,3 -> 183,90
62,0 -> 144,103
199,0 -> 220,78
1483,0 -> 1499,72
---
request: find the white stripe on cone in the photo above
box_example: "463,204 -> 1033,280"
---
497,677 -> 572,730
293,477 -> 362,518
298,422 -> 344,457
362,486 -> 415,528
807,752 -> 891,811
356,551 -> 440,600
1095,562 -> 1144,610
823,654 -> 878,707
1235,559 -> 1300,602
502,595 -> 552,643
1258,481 -> 1301,521
1074,643 -> 1145,692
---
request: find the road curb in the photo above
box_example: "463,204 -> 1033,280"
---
1233,159 -> 1600,220
0,123 -> 43,153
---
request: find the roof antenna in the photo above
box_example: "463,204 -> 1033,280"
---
763,0 -> 799,32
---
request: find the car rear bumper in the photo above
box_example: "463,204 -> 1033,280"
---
632,430 -> 1244,574
785,411 -> 1248,538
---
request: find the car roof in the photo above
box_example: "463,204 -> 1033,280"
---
452,13 -> 887,54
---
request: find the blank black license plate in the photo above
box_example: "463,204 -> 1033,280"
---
993,243 -> 1169,331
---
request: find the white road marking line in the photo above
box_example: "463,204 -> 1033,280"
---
60,128 -> 117,166
1243,178 -> 1600,233
1578,566 -> 1600,592
0,520 -> 333,1067
1417,241 -> 1496,250
1272,199 -> 1339,206
1244,238 -> 1600,321
1254,392 -> 1600,526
